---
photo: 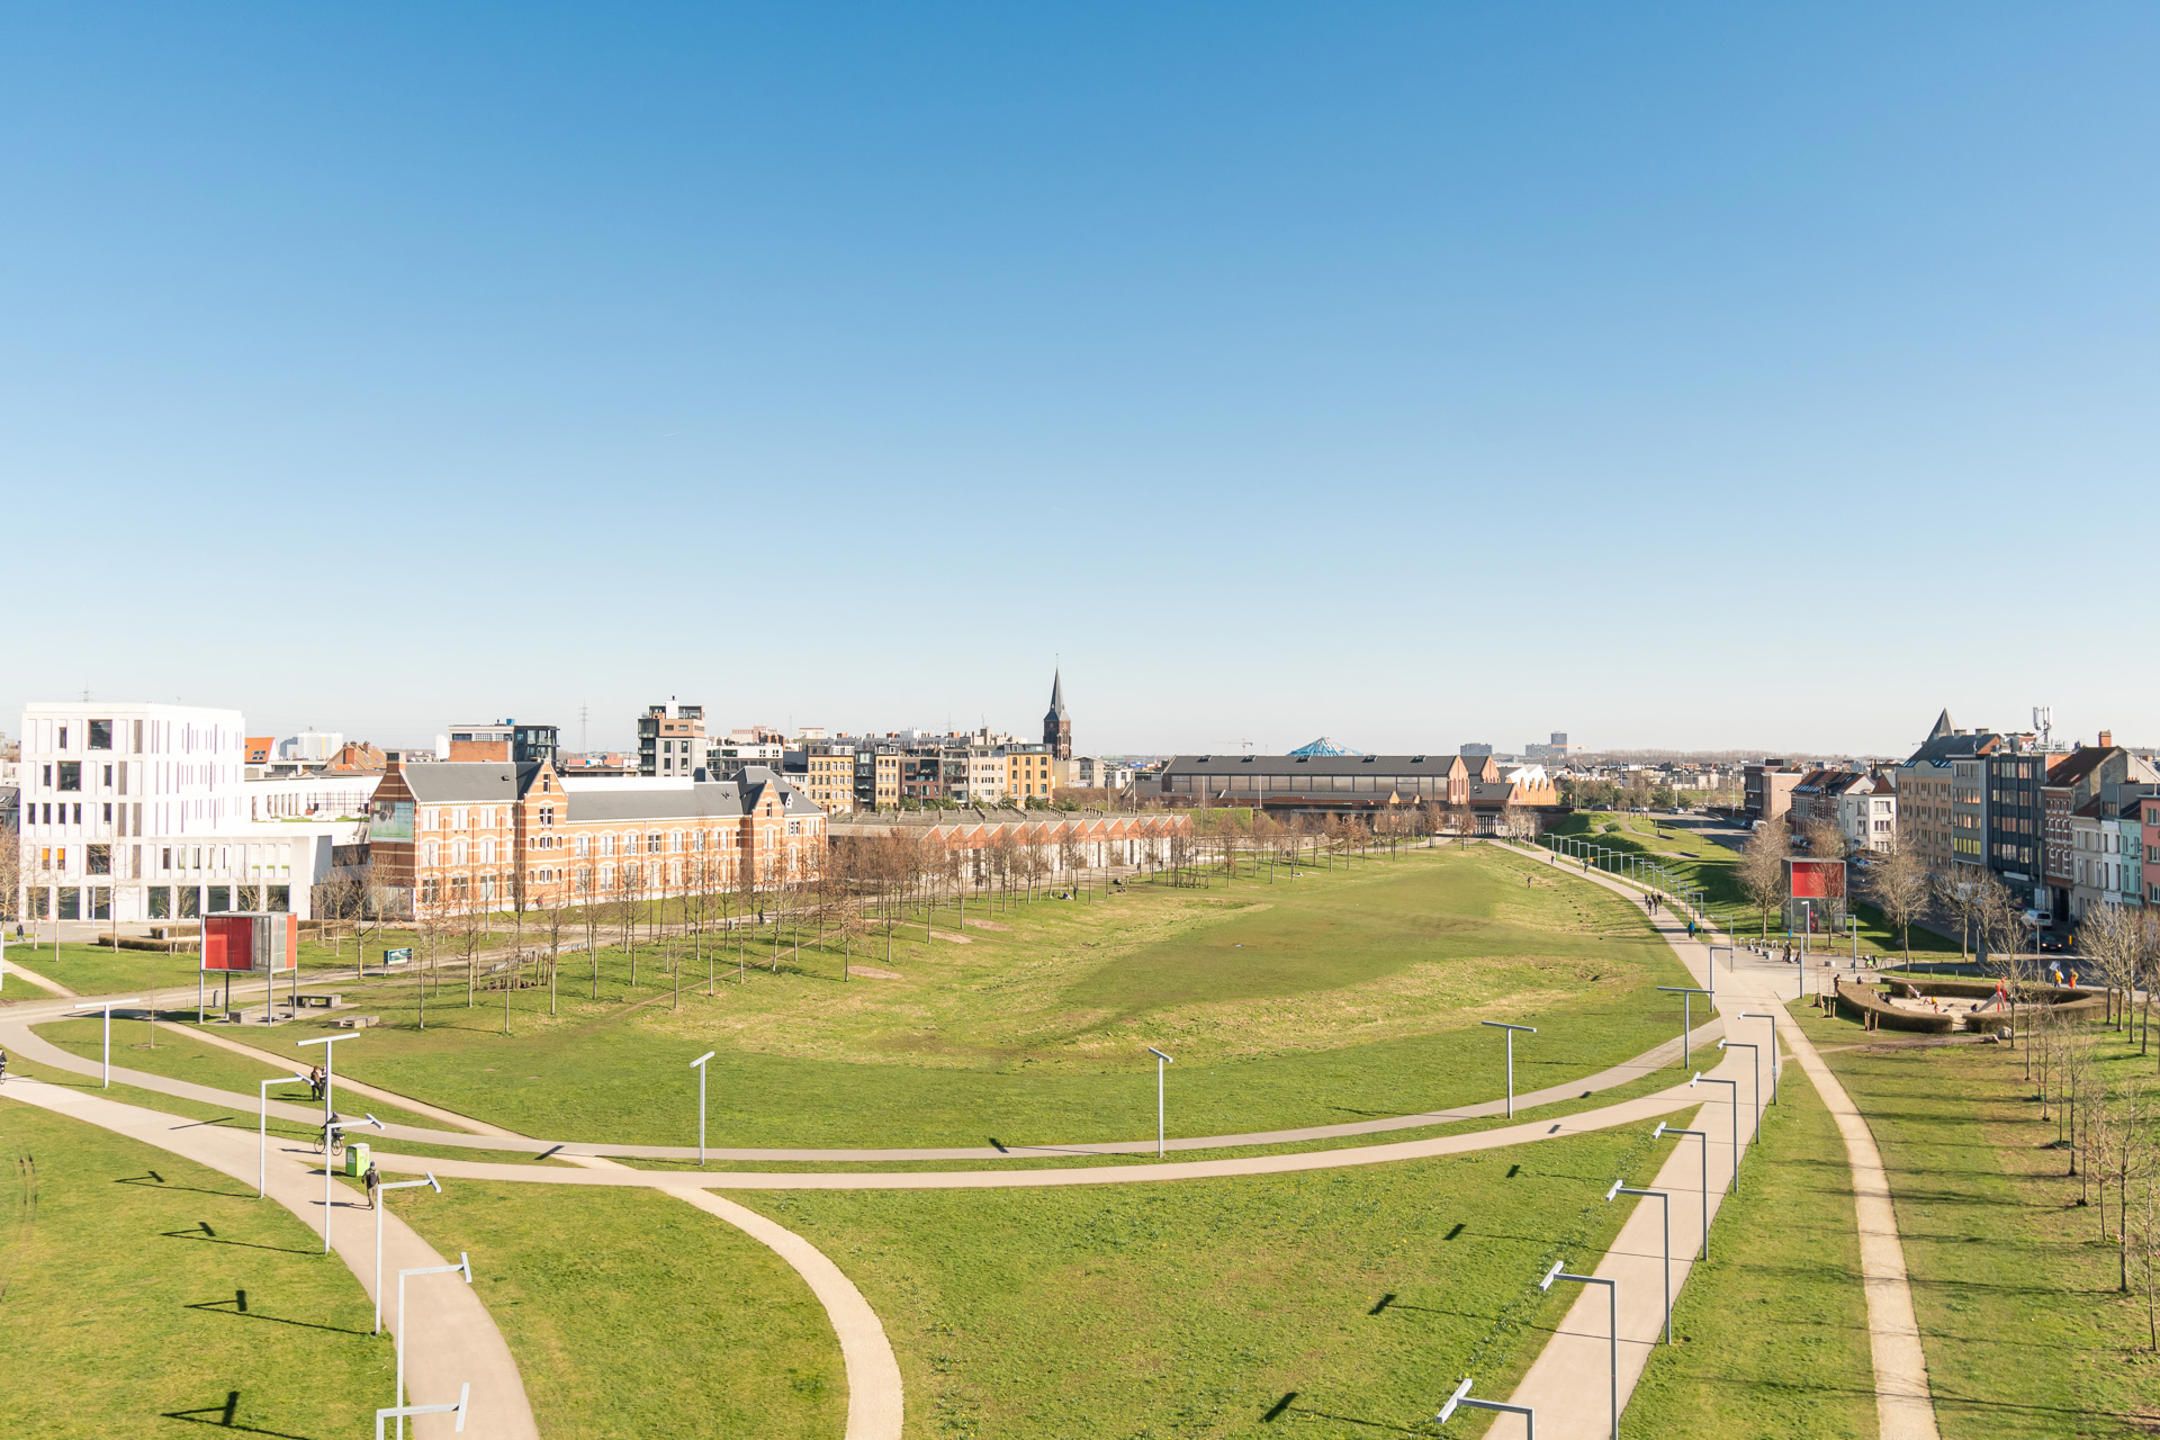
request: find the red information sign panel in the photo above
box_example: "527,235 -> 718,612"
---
1787,858 -> 1846,901
201,913 -> 298,973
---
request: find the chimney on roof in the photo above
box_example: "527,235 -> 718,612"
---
2099,729 -> 2114,749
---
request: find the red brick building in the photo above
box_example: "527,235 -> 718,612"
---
368,760 -> 825,918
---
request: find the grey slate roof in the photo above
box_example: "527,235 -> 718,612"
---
398,762 -> 537,802
1161,753 -> 1463,778
566,767 -> 825,824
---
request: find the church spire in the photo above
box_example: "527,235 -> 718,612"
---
1043,667 -> 1072,760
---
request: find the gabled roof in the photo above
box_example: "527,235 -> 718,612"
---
1902,727 -> 1998,767
399,761 -> 539,802
1162,753 -> 1462,778
1927,708 -> 1956,741
2044,746 -> 2126,791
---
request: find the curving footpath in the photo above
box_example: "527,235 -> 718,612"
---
0,843 -> 1937,1437
1499,843 -> 1939,1440
0,1071 -> 538,1440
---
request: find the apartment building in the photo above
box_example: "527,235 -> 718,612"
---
800,748 -> 857,816
2070,786 -> 2151,921
1005,745 -> 1057,803
368,759 -> 825,918
637,702 -> 706,778
2038,734 -> 2157,921
16,702 -> 344,923
1895,712 -> 2000,871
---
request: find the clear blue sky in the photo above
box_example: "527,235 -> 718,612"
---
7,5 -> 2156,756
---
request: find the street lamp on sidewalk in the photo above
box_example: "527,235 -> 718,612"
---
1653,1121 -> 1711,1258
1717,1038 -> 1762,1142
1739,1011 -> 1781,1103
1437,1377 -> 1534,1435
394,1256 -> 473,1439
1539,1260 -> 1619,1440
258,1072 -> 312,1197
1480,1021 -> 1536,1118
320,1113 -> 382,1253
1655,985 -> 1712,1071
374,1173 -> 442,1334
1147,1047 -> 1174,1158
1606,1179 -> 1673,1343
689,1051 -> 716,1166
71,997 -> 144,1089
295,1031 -> 358,1127
1690,1073 -> 1741,1192
376,1383 -> 469,1440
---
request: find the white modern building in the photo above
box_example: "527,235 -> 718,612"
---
17,701 -> 345,924
244,772 -> 381,822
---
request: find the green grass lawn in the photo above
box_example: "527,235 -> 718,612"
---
1550,812 -> 1958,960
1622,1059 -> 1879,1438
0,1097 -> 395,1439
743,1124 -> 1677,1438
0,926 -> 424,999
181,846 -> 1699,1148
1807,1007 -> 2160,1439
397,1182 -> 845,1439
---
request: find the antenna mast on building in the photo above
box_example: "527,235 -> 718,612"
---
2032,705 -> 2052,750
579,703 -> 589,753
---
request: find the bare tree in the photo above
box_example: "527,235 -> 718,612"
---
0,830 -> 19,927
1933,865 -> 1981,959
2080,901 -> 2148,1033
537,860 -> 573,1018
1866,843 -> 1929,961
1801,816 -> 1847,863
1738,823 -> 1791,939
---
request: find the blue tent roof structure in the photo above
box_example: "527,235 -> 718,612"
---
1287,737 -> 1363,757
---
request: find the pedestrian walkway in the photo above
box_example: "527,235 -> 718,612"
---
1498,843 -> 1938,1440
0,1073 -> 539,1440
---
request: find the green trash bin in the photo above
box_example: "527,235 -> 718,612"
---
344,1141 -> 371,1178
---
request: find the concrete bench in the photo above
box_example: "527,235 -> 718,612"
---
333,1014 -> 379,1029
295,993 -> 343,1009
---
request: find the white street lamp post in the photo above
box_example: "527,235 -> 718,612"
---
295,1031 -> 357,1128
1690,1073 -> 1740,1192
1654,1121 -> 1711,1258
1539,1261 -> 1619,1439
689,1051 -> 715,1167
395,1256 -> 472,1439
1655,986 -> 1711,1071
1607,1179 -> 1673,1343
320,1113 -> 382,1253
1437,1377 -> 1534,1435
377,1382 -> 470,1440
375,1174 -> 442,1333
1718,1039 -> 1762,1141
1740,1011 -> 1781,1104
1480,1021 -> 1536,1118
1147,1047 -> 1173,1158
258,1072 -> 312,1198
71,998 -> 144,1089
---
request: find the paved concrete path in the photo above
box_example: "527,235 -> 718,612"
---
0,1073 -> 540,1440
0,954 -> 75,997
1499,844 -> 1939,1440
0,985 -> 1725,1164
